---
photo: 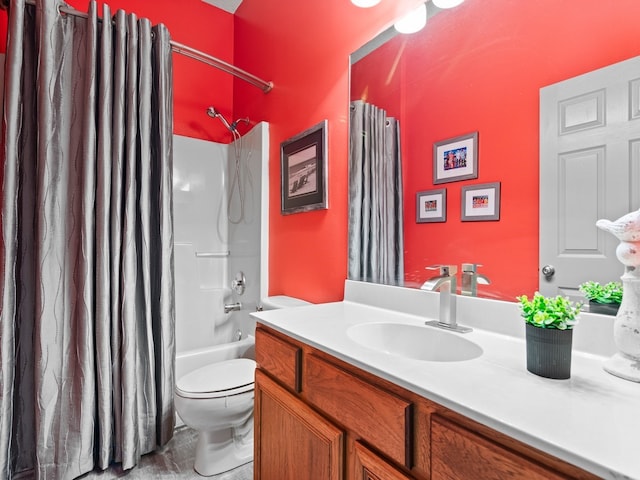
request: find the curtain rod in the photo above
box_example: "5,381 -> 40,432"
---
24,0 -> 273,93
170,41 -> 272,93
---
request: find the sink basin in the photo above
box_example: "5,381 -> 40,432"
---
347,322 -> 483,362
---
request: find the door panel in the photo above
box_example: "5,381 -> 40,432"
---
558,147 -> 603,253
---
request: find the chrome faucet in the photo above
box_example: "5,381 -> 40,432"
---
421,265 -> 472,333
460,263 -> 491,297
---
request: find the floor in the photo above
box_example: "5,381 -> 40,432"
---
79,427 -> 253,480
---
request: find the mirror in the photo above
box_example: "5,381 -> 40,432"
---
349,1 -> 640,302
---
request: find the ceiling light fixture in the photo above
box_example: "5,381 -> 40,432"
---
394,3 -> 427,34
432,0 -> 464,8
351,0 -> 381,7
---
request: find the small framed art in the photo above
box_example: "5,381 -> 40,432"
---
416,188 -> 446,223
433,131 -> 478,184
280,120 -> 328,215
461,182 -> 501,221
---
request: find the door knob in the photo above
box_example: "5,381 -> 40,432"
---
541,265 -> 555,278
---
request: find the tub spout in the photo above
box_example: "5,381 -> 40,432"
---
224,302 -> 242,314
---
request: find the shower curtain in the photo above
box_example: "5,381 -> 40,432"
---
349,100 -> 404,285
0,1 -> 176,478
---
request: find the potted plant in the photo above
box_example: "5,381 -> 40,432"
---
578,281 -> 622,316
516,292 -> 582,379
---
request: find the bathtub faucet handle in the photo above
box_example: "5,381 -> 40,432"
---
232,271 -> 246,295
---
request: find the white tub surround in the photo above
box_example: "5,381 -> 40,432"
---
173,123 -> 269,355
252,280 -> 640,480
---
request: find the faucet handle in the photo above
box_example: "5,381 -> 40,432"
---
461,263 -> 483,273
426,265 -> 458,276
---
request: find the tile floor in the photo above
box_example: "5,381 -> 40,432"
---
79,427 -> 253,479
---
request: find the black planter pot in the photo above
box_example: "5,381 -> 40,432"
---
525,324 -> 573,379
588,300 -> 620,316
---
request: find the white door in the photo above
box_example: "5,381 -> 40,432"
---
540,55 -> 640,299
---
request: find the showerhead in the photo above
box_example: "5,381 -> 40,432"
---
206,106 -> 218,118
206,106 -> 251,138
206,105 -> 234,132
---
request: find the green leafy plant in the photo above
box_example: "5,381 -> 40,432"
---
516,293 -> 581,330
578,281 -> 622,305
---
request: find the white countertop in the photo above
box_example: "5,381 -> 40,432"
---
253,281 -> 640,480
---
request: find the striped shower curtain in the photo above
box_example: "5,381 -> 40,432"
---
349,100 -> 404,286
0,0 -> 176,478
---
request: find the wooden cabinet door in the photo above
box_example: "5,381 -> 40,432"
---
255,369 -> 344,480
353,441 -> 413,480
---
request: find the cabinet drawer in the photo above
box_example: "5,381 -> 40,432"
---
255,328 -> 301,392
303,354 -> 413,469
431,415 -> 565,480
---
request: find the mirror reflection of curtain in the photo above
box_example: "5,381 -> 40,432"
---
349,100 -> 404,285
0,1 -> 175,478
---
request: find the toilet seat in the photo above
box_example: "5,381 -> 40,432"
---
176,358 -> 256,399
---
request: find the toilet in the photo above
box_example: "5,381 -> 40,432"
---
260,295 -> 311,310
174,295 -> 310,476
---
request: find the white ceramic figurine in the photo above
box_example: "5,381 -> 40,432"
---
597,209 -> 640,382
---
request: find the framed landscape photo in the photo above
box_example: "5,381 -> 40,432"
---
280,120 -> 328,215
433,132 -> 478,184
461,182 -> 501,221
416,188 -> 446,223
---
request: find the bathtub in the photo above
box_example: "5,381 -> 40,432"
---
175,334 -> 256,382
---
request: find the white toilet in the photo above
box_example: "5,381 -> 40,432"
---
174,295 -> 310,476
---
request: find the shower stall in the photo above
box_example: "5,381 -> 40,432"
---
172,121 -> 269,385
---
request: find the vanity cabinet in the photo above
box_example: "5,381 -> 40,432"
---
254,324 -> 599,480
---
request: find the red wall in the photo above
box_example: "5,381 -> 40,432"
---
351,0 -> 640,300
233,0 -> 422,303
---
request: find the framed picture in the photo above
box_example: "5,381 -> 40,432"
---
280,120 -> 328,215
461,182 -> 501,221
433,132 -> 478,184
416,188 -> 446,223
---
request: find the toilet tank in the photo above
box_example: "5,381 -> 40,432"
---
260,295 -> 311,310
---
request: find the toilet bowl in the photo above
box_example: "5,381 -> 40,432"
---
175,358 -> 256,476
174,295 -> 310,476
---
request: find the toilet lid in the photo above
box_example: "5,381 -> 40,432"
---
176,358 -> 256,398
